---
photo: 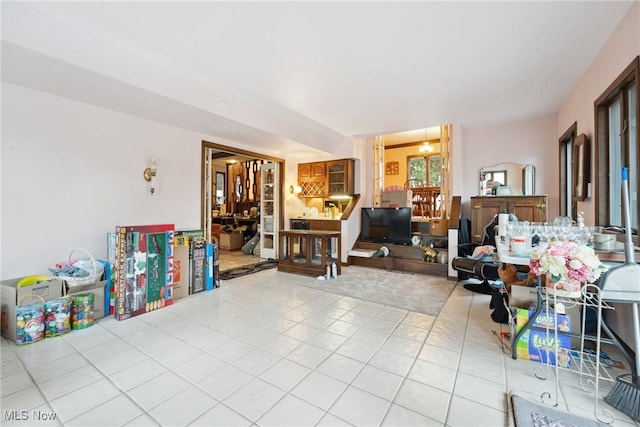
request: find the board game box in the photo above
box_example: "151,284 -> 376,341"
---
114,224 -> 174,321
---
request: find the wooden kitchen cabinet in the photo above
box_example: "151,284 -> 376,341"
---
298,162 -> 327,197
297,159 -> 355,198
298,163 -> 312,180
327,159 -> 354,196
311,162 -> 326,178
278,230 -> 341,277
309,219 -> 341,231
470,195 -> 547,244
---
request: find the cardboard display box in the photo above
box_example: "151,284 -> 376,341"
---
173,238 -> 190,300
219,232 -> 243,251
381,190 -> 412,208
1,278 -> 64,341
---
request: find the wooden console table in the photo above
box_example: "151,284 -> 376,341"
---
278,230 -> 341,277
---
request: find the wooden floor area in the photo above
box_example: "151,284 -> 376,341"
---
218,250 -> 262,272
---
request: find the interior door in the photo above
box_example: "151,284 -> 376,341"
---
260,163 -> 279,259
203,146 -> 213,243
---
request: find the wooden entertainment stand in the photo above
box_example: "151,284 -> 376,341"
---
348,219 -> 448,277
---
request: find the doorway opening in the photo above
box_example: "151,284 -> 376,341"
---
375,125 -> 452,219
201,141 -> 285,272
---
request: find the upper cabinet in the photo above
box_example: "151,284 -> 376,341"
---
327,159 -> 354,196
297,159 -> 355,198
311,162 -> 326,178
469,195 -> 547,244
298,161 -> 327,197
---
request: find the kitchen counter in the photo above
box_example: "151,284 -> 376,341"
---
289,218 -> 341,232
291,215 -> 342,220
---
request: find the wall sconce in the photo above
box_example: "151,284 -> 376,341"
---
143,158 -> 158,195
289,184 -> 302,195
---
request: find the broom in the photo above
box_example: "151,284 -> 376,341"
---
602,167 -> 640,422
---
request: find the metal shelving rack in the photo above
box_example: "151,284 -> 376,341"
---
502,253 -> 634,424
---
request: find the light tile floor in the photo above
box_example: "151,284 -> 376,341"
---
1,268 -> 637,427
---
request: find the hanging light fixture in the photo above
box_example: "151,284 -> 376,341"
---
419,143 -> 434,153
418,128 -> 434,153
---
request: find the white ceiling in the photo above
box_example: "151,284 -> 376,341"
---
1,1 -> 633,157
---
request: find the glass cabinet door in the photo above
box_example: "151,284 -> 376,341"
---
260,163 -> 279,259
310,235 -> 323,267
328,236 -> 339,263
292,235 -> 307,264
328,161 -> 346,194
279,234 -> 291,263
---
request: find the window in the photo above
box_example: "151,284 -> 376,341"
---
215,172 -> 225,207
595,56 -> 639,237
407,155 -> 442,187
559,122 -> 577,219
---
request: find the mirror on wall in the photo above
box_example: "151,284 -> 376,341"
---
479,162 -> 535,196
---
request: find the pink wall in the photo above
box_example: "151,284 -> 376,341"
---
552,2 -> 638,353
557,2 -> 639,225
460,114 -> 558,218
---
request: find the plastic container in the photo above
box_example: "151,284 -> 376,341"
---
71,293 -> 95,329
16,301 -> 45,345
44,296 -> 71,337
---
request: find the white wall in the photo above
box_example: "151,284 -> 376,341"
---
459,114 -> 558,219
557,1 -> 639,226
0,83 -> 276,279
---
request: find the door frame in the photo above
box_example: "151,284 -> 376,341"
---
201,141 -> 285,242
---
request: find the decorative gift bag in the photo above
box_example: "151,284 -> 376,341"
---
15,295 -> 45,345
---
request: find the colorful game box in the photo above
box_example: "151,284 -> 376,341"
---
205,242 -> 214,291
173,235 -> 191,299
189,238 -> 206,294
114,224 -> 174,321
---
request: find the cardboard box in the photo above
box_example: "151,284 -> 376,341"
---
173,243 -> 190,299
175,229 -> 205,241
219,232 -> 243,251
515,308 -> 572,367
1,277 -> 64,341
510,284 -> 537,308
211,224 -> 222,246
381,190 -> 412,208
65,280 -> 108,320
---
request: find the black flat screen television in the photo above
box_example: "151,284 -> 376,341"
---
360,207 -> 412,245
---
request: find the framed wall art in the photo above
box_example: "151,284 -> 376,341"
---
572,133 -> 589,202
385,161 -> 399,175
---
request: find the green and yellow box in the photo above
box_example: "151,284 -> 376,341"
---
516,308 -> 572,368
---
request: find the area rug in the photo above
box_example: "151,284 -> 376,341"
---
291,265 -> 456,316
508,391 -> 607,427
219,260 -> 278,280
